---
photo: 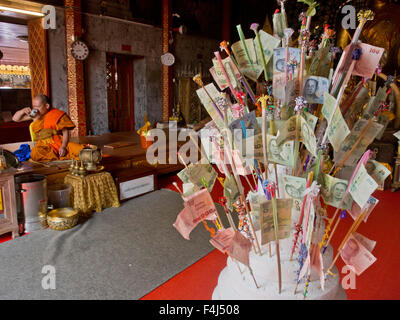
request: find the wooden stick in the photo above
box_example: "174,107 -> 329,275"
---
332,117 -> 374,177
271,193 -> 282,294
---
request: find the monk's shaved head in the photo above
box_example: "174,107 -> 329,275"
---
34,94 -> 50,106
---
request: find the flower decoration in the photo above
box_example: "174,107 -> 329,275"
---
294,96 -> 308,113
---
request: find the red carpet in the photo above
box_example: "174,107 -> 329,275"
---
141,175 -> 400,300
2,173 -> 399,300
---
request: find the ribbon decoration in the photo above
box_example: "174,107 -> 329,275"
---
294,96 -> 308,113
301,181 -> 320,245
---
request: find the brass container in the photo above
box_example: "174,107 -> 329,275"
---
79,145 -> 102,171
38,211 -> 48,228
47,207 -> 79,231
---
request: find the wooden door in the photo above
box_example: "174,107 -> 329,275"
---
106,53 -> 135,132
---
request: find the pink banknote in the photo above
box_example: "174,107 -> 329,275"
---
173,189 -> 218,240
209,228 -> 235,253
229,230 -> 252,266
340,234 -> 377,276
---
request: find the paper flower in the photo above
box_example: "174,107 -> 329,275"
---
284,28 -> 294,40
219,40 -> 230,55
192,74 -> 203,87
295,96 -> 308,112
250,23 -> 259,32
357,9 -> 375,22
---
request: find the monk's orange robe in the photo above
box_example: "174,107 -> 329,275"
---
30,108 -> 84,162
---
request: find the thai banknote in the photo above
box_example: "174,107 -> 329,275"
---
276,115 -> 317,156
362,87 -> 387,118
308,45 -> 332,78
352,43 -> 385,79
267,134 -> 295,167
345,85 -> 370,127
349,196 -> 379,222
231,39 -> 263,82
282,175 -> 307,200
177,162 -> 217,193
259,198 -> 293,245
173,189 -> 217,240
365,159 -> 391,186
209,56 -> 241,91
196,83 -> 225,130
340,233 -> 377,276
319,173 -> 353,210
247,189 -> 266,231
353,232 -> 376,252
303,76 -> 329,104
240,132 -> 264,164
322,92 -> 350,151
253,30 -> 281,67
333,119 -> 384,167
224,174 -> 240,211
185,189 -> 218,223
272,47 -> 301,100
303,111 -> 318,131
229,230 -> 252,266
349,164 -> 378,208
210,227 -> 235,253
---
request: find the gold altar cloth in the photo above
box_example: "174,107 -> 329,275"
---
64,172 -> 120,216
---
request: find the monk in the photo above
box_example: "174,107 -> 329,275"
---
12,94 -> 84,162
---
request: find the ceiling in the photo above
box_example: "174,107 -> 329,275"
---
0,22 -> 29,66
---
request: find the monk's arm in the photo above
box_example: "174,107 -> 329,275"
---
12,107 -> 32,122
59,128 -> 69,157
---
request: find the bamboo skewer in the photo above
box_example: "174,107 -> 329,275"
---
330,117 -> 374,177
271,190 -> 282,294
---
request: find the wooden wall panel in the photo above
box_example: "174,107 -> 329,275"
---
65,0 -> 87,137
27,18 -> 49,99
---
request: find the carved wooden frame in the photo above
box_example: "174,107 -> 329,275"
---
0,173 -> 19,239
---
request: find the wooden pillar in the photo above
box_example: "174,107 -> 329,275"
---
65,0 -> 86,137
28,18 -> 50,99
222,0 -> 231,43
162,0 -> 173,122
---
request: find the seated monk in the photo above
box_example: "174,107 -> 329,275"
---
12,94 -> 84,162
